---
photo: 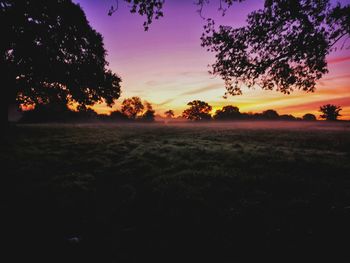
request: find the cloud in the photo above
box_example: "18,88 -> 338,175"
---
322,73 -> 350,82
153,83 -> 224,107
328,55 -> 350,64
180,83 -> 223,96
277,96 -> 350,112
145,80 -> 158,86
180,71 -> 209,77
155,98 -> 177,106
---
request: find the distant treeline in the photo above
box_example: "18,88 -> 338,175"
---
20,97 -> 155,123
19,97 -> 343,123
181,102 -> 320,122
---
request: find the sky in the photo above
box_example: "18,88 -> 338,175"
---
74,0 -> 350,119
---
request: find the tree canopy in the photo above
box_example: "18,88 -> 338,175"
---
182,100 -> 212,121
2,0 -> 121,121
121,96 -> 144,119
319,104 -> 342,121
214,105 -> 240,120
108,0 -> 243,31
141,101 -> 155,122
303,113 -> 317,121
164,110 -> 175,119
261,109 -> 279,120
201,0 -> 350,96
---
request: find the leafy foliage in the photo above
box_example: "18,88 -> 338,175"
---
319,104 -> 342,121
164,109 -> 175,119
214,105 -> 240,120
121,96 -> 144,119
109,0 -> 165,31
2,0 -> 121,114
141,101 -> 155,121
303,113 -> 317,121
201,0 -> 350,96
182,100 -> 212,121
261,109 -> 279,120
108,0 -> 244,30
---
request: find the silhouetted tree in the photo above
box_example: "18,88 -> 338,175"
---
164,110 -> 175,119
108,0 -> 165,31
201,1 -> 350,96
121,97 -> 144,119
21,101 -> 73,123
261,109 -> 279,120
279,114 -> 296,121
2,0 -> 121,124
182,100 -> 212,121
108,1 -> 241,30
110,110 -> 129,121
302,113 -> 317,121
214,105 -> 241,120
141,101 -> 155,122
76,105 -> 98,120
319,104 -> 342,121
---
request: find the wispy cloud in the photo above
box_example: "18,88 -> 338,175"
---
145,80 -> 158,86
180,71 -> 209,77
180,83 -> 223,96
278,96 -> 350,112
322,73 -> 350,81
153,83 -> 224,107
155,98 -> 177,106
328,55 -> 350,64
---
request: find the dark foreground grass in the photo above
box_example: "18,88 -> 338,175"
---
2,122 -> 350,262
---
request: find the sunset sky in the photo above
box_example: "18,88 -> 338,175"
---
75,0 -> 350,119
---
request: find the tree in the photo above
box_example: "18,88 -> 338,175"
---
182,100 -> 212,121
261,109 -> 279,120
141,101 -> 155,122
21,101 -> 74,123
2,0 -> 121,123
108,1 -> 243,30
319,104 -> 342,121
121,97 -> 144,119
279,114 -> 296,121
110,110 -> 129,121
200,1 -> 350,96
302,113 -> 317,121
76,105 -> 98,120
164,110 -> 175,119
214,105 -> 241,120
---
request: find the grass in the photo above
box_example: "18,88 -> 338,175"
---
2,122 -> 350,262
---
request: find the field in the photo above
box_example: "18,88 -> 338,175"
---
2,121 -> 350,262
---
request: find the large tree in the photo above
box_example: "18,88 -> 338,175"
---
201,0 -> 350,96
2,0 -> 121,123
319,104 -> 342,121
214,105 -> 241,120
182,100 -> 212,121
120,96 -> 144,119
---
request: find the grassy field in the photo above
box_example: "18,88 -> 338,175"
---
2,122 -> 350,262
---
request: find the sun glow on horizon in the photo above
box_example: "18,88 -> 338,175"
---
74,0 -> 350,120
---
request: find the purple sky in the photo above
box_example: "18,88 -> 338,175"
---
74,0 -> 350,119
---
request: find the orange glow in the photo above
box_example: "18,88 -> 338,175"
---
74,1 -> 350,120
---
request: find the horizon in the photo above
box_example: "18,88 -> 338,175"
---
74,0 -> 350,120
